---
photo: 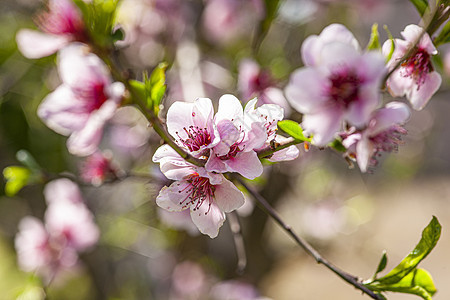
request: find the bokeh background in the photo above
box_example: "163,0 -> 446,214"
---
1,0 -> 450,299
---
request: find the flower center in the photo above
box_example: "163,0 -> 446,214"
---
400,48 -> 432,89
176,126 -> 212,153
74,82 -> 108,112
250,70 -> 273,93
329,71 -> 361,107
218,143 -> 243,160
178,174 -> 215,214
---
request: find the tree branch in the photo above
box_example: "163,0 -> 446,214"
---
234,176 -> 383,300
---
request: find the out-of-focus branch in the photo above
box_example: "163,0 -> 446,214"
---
234,176 -> 384,300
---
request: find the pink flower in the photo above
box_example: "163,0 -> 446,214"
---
44,179 -> 99,251
244,98 -> 299,162
383,24 -> 441,111
205,95 -> 266,179
285,24 -> 386,146
202,0 -> 265,45
16,0 -> 87,59
210,280 -> 268,300
342,102 -> 410,172
15,179 -> 99,280
80,151 -> 117,186
153,145 -> 245,238
238,59 -> 291,115
166,97 -> 220,158
38,43 -> 125,156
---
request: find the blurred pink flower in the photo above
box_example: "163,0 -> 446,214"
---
210,280 -> 269,300
153,145 -> 245,238
285,24 -> 386,146
383,24 -> 441,110
342,102 -> 410,172
16,0 -> 87,59
38,43 -> 125,156
44,179 -> 99,251
238,59 -> 291,115
205,95 -> 266,179
80,151 -> 117,186
171,261 -> 207,298
15,179 -> 99,280
202,0 -> 265,45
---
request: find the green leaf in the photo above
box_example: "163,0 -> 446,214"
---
149,62 -> 168,113
129,79 -> 147,103
367,268 -> 436,300
3,166 -> 31,196
277,120 -> 310,142
366,23 -> 381,51
111,27 -> 125,42
408,0 -> 429,16
328,139 -> 346,153
73,0 -> 120,47
373,251 -> 388,279
375,216 -> 441,285
383,25 -> 395,62
433,20 -> 450,46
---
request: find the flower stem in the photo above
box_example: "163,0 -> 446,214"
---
235,176 -> 384,300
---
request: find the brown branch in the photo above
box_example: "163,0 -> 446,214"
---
234,176 -> 383,300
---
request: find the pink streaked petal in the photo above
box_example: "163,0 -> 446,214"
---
205,154 -> 228,174
285,68 -> 329,114
401,24 -> 437,55
215,119 -> 240,155
302,105 -> 343,146
16,29 -> 69,59
190,200 -> 225,238
408,71 -> 441,111
192,97 -> 215,128
197,169 -> 224,185
213,178 -> 245,213
167,101 -> 196,139
370,102 -> 410,135
382,39 -> 409,68
302,24 -> 359,67
242,122 -> 267,150
38,86 -> 90,135
215,94 -> 244,125
356,136 -> 374,173
320,42 -> 360,69
66,100 -> 119,156
225,151 -> 263,179
268,145 -> 299,162
58,43 -> 111,89
301,35 -> 321,67
44,178 -> 83,205
387,69 -> 412,97
156,181 -> 191,212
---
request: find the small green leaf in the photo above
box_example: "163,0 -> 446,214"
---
277,120 -> 310,142
373,251 -> 388,279
328,139 -> 346,153
366,23 -> 381,51
375,217 -> 441,285
366,268 -> 436,300
408,0 -> 429,16
383,25 -> 396,62
129,79 -> 148,105
149,62 -> 168,113
3,166 -> 31,196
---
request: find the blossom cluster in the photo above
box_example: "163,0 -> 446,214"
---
153,95 -> 299,237
285,23 -> 440,172
15,179 -> 99,281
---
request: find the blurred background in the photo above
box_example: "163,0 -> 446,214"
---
1,0 -> 450,299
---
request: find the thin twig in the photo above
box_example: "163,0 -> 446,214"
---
234,176 -> 383,300
228,211 -> 247,275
